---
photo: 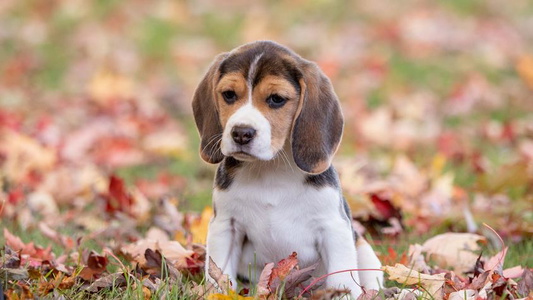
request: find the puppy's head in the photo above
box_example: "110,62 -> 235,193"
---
192,41 -> 343,174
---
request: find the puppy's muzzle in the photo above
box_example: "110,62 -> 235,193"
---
231,126 -> 256,145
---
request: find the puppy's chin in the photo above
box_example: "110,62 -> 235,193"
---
229,151 -> 259,162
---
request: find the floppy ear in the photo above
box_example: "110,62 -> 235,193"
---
291,62 -> 344,174
192,53 -> 228,164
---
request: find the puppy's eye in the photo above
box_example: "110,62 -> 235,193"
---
222,91 -> 237,104
266,94 -> 287,109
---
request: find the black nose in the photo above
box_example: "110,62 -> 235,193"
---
231,126 -> 256,145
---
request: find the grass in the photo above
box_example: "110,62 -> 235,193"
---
3,220 -> 532,299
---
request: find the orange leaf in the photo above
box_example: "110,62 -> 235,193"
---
190,206 -> 213,244
270,252 -> 298,284
516,54 -> 533,90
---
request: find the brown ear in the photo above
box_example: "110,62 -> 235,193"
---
192,53 -> 228,164
291,62 -> 344,174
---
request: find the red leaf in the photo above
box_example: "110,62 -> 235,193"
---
270,252 -> 298,284
78,251 -> 108,281
370,193 -> 401,220
104,175 -> 134,215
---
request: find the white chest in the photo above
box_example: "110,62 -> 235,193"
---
213,166 -> 344,267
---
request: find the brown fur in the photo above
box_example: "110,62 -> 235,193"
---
192,41 -> 344,174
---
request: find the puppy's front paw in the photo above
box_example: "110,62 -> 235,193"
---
326,274 -> 362,299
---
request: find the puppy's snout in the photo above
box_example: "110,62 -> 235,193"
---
231,126 -> 256,145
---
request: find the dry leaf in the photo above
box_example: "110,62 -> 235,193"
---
270,252 -> 298,284
256,262 -> 274,296
85,272 -> 126,292
485,247 -> 507,272
121,239 -> 193,268
383,263 -> 446,299
207,290 -> 254,300
208,257 -> 230,293
190,206 -> 213,244
421,233 -> 485,273
516,54 -> 533,90
448,289 -> 477,300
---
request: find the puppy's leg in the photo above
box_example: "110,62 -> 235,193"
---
206,216 -> 243,290
320,221 -> 363,298
356,238 -> 383,290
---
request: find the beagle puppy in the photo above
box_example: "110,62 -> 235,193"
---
192,41 -> 383,298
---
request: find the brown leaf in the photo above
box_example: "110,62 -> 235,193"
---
270,252 -> 298,284
208,257 -> 230,293
78,251 -> 108,281
517,268 -> 533,297
256,262 -> 274,297
86,272 -> 127,293
143,249 -> 181,280
279,263 -> 318,298
2,245 -> 21,268
0,267 -> 29,281
469,270 -> 490,290
357,289 -> 382,300
120,238 -> 193,268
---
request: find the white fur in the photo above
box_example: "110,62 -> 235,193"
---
220,103 -> 274,160
206,152 -> 383,298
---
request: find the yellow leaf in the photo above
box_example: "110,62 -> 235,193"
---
0,130 -> 56,182
207,290 -> 254,300
88,68 -> 134,104
430,153 -> 447,177
383,263 -> 445,300
516,54 -> 533,90
190,206 -> 213,244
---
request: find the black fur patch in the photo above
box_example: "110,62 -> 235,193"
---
218,41 -> 302,94
215,156 -> 242,190
305,166 -> 339,188
342,197 -> 359,242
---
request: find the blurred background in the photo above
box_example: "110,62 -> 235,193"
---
1,0 -> 533,267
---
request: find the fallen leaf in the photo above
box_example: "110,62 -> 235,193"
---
270,252 -> 298,284
0,267 -> 29,281
88,68 -> 134,105
517,268 -> 533,297
0,129 -> 56,182
485,247 -> 507,272
78,251 -> 108,281
383,263 -> 446,299
502,266 -> 524,279
207,290 -> 254,300
407,244 -> 429,273
104,174 -> 134,216
516,54 -> 533,90
190,206 -> 213,244
357,289 -> 381,300
208,257 -> 230,293
256,262 -> 274,296
121,238 -> 193,270
273,263 -> 318,298
422,233 -> 485,273
448,289 -> 477,300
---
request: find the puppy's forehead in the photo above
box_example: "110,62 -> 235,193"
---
218,42 -> 303,92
